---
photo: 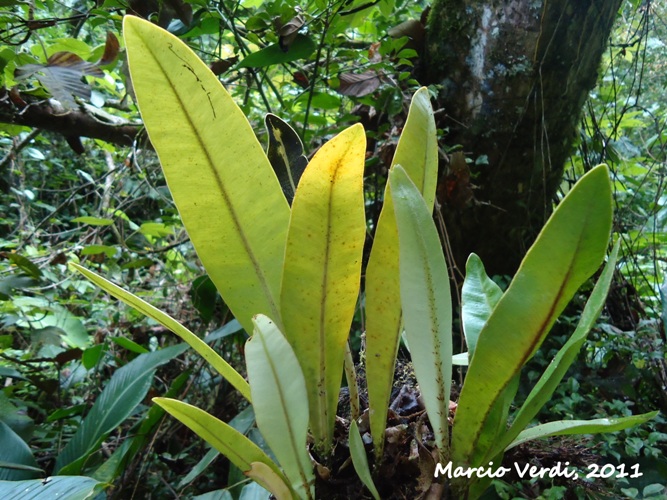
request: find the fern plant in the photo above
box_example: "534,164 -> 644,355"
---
65,16 -> 657,499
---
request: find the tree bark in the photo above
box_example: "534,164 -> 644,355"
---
426,0 -> 622,276
0,87 -> 141,148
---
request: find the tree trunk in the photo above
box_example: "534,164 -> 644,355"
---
425,0 -> 622,276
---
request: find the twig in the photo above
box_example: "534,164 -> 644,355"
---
0,128 -> 41,171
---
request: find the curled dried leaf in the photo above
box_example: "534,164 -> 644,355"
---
337,71 -> 381,97
209,57 -> 238,75
278,13 -> 305,52
278,14 -> 305,37
15,49 -> 109,108
99,32 -> 120,66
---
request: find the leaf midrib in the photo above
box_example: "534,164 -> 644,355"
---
141,35 -> 281,326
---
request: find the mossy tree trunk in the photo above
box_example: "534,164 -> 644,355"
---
425,0 -> 622,276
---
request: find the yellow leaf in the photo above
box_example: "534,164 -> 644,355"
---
280,124 -> 366,449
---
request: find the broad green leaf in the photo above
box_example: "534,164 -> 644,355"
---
365,87 -> 438,457
0,392 -> 33,440
0,476 -> 100,500
490,241 -> 620,460
245,462 -> 293,500
56,343 -> 187,474
349,420 -> 380,500
3,252 -> 41,278
507,412 -> 659,450
390,165 -> 452,460
91,438 -> 133,484
81,245 -> 117,257
238,35 -> 316,68
152,398 -> 289,494
92,370 -> 190,484
469,374 -> 519,475
452,165 -> 613,468
24,311 -> 88,349
110,336 -> 149,354
0,421 -> 41,480
280,124 -> 366,449
72,263 -> 251,401
461,253 -> 503,360
246,315 -> 314,499
265,114 -> 308,205
123,16 -> 290,333
71,216 -> 114,226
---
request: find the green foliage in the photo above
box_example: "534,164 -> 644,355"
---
1,0 -> 665,497
0,475 -> 101,499
54,343 -> 187,475
64,18 -> 655,499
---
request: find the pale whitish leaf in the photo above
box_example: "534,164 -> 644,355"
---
364,87 -> 438,460
390,165 -> 452,459
461,253 -> 503,360
246,315 -> 314,499
193,489 -> 233,500
452,352 -> 469,366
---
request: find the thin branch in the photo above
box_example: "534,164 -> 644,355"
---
0,128 -> 41,171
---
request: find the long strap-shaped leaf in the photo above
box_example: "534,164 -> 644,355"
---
506,412 -> 659,450
365,87 -> 438,458
245,462 -> 293,500
280,124 -> 366,450
72,264 -> 251,401
123,16 -> 290,333
152,398 -> 292,498
246,315 -> 314,499
349,420 -> 381,500
488,241 -> 620,460
390,165 -> 452,461
452,165 -> 613,468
